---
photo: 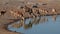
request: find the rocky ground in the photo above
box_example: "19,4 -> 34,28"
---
0,0 -> 60,34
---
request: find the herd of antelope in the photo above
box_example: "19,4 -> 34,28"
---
0,5 -> 57,20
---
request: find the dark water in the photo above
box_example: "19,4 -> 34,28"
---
8,15 -> 60,34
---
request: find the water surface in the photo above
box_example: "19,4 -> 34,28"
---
8,15 -> 60,34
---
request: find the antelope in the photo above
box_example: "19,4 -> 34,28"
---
52,8 -> 57,15
52,8 -> 56,12
10,10 -> 24,20
0,10 -> 6,16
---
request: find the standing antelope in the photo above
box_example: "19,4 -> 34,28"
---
0,10 -> 6,16
52,8 -> 57,15
10,10 -> 24,20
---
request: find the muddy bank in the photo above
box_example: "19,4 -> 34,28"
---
0,19 -> 21,34
0,25 -> 20,34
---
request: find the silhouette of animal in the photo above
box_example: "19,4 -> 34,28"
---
0,10 -> 6,16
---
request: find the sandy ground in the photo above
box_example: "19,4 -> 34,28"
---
0,19 -> 21,34
0,0 -> 60,34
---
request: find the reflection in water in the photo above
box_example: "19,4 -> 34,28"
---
52,15 -> 57,22
39,17 -> 48,23
8,15 -> 57,32
9,15 -> 56,29
24,22 -> 32,29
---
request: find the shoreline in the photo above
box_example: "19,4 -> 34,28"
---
0,19 -> 21,34
0,0 -> 60,34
